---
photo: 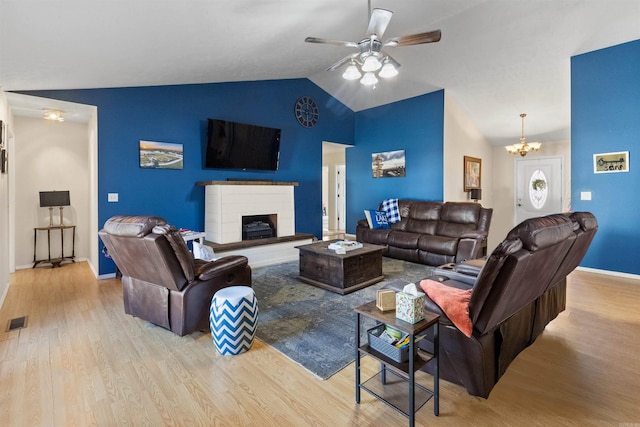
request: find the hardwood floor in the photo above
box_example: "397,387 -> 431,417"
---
1,262 -> 639,426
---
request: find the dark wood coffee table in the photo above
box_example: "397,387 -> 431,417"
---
296,240 -> 385,295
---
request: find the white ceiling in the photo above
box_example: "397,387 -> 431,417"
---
1,0 -> 638,145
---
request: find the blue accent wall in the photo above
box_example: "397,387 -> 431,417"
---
346,90 -> 445,234
571,39 -> 640,274
24,79 -> 354,274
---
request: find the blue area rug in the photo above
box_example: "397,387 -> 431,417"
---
252,258 -> 433,380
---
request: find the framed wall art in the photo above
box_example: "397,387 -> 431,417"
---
139,140 -> 184,170
464,156 -> 481,191
593,151 -> 629,173
371,150 -> 406,178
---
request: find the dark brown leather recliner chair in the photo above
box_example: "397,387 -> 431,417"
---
385,212 -> 597,397
99,215 -> 251,336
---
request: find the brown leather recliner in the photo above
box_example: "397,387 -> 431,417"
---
385,211 -> 597,397
99,215 -> 252,336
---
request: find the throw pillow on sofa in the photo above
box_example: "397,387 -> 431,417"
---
364,209 -> 390,229
381,198 -> 401,223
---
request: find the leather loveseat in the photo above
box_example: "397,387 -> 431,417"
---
356,200 -> 493,266
99,215 -> 252,336
384,211 -> 598,397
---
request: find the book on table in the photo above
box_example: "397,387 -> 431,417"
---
328,240 -> 363,252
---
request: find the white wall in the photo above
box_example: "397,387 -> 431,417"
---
0,90 -> 11,307
443,93 -> 496,245
13,116 -> 90,268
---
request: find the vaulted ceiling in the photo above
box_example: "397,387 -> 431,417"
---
1,0 -> 638,145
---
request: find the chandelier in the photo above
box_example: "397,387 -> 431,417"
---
341,40 -> 399,86
505,113 -> 541,157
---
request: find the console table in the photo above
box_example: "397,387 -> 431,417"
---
33,225 -> 76,268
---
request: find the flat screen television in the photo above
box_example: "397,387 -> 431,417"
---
205,119 -> 281,171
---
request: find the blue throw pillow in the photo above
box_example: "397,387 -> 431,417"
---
364,210 -> 390,229
381,198 -> 401,223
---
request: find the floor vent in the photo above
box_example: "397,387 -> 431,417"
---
6,316 -> 28,332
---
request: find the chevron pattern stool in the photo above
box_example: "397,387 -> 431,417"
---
210,286 -> 258,355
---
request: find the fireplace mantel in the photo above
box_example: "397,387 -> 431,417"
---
199,181 -> 297,244
197,180 -> 299,187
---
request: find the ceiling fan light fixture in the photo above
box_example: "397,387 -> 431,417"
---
360,72 -> 378,86
361,55 -> 382,72
342,64 -> 362,80
378,62 -> 398,78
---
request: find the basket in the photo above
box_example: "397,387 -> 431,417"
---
367,324 -> 417,363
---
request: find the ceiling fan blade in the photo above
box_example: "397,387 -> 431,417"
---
385,30 -> 441,47
326,53 -> 359,71
305,37 -> 358,48
366,8 -> 393,38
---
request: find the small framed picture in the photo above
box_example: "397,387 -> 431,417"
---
371,150 -> 406,178
593,151 -> 629,173
139,140 -> 184,170
464,156 -> 481,191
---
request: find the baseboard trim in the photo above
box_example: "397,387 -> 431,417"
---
576,266 -> 640,281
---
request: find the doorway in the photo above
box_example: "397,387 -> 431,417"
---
322,141 -> 351,240
515,156 -> 563,224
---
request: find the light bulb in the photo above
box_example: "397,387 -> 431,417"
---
342,64 -> 362,80
378,63 -> 398,78
360,72 -> 378,86
361,55 -> 382,72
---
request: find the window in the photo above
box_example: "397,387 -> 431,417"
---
529,170 -> 548,209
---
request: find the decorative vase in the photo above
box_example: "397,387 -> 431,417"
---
210,286 -> 258,355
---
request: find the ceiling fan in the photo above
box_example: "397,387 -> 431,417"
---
305,1 -> 441,85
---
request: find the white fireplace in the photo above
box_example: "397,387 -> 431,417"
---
200,181 -> 297,244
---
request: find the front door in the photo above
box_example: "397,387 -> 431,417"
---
515,156 -> 563,224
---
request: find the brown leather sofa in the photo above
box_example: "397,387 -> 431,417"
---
384,211 -> 597,397
99,215 -> 252,336
356,200 -> 493,266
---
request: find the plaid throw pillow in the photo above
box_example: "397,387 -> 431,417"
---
381,198 -> 401,223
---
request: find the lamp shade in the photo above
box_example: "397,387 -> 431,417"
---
360,72 -> 378,86
378,62 -> 398,78
39,191 -> 70,207
469,188 -> 482,201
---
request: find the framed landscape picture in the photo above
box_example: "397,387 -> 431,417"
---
464,156 -> 481,191
139,140 -> 183,170
593,151 -> 629,173
371,150 -> 406,178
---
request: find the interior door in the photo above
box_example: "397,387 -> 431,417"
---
336,165 -> 346,230
515,157 -> 563,224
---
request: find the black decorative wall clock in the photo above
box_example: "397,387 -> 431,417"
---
294,96 -> 319,128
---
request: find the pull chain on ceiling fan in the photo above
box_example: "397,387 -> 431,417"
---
305,0 -> 441,86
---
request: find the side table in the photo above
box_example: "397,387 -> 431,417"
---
33,225 -> 76,268
180,230 -> 206,253
355,301 -> 439,426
